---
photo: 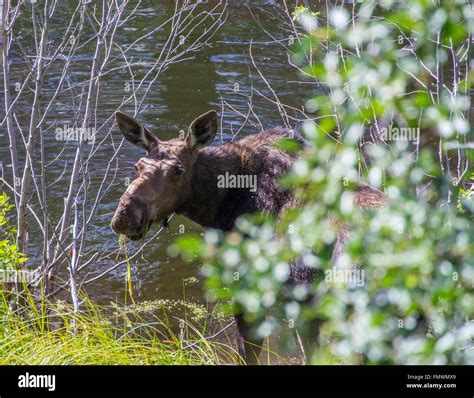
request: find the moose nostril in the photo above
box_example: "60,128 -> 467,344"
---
111,200 -> 148,235
111,212 -> 126,232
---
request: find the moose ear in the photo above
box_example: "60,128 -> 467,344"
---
186,110 -> 218,151
115,111 -> 157,151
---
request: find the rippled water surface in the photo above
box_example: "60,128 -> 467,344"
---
0,0 -> 318,306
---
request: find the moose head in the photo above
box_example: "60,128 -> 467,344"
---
110,110 -> 218,240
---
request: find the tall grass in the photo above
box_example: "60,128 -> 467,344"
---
0,290 -> 241,365
0,192 -> 241,365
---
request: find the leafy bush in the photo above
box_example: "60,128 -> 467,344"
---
172,0 -> 473,364
0,293 -> 240,365
0,193 -> 27,271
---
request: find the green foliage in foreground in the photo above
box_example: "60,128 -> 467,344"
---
0,192 -> 239,365
0,292 -> 239,365
0,193 -> 27,270
171,0 -> 474,364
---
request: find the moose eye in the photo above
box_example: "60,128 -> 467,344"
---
174,166 -> 184,176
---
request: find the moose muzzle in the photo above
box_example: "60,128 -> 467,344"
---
110,195 -> 150,240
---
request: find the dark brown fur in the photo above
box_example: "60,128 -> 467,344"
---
177,128 -> 300,231
110,111 -> 387,364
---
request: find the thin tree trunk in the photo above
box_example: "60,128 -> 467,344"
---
1,0 -> 19,210
50,1 -> 107,284
17,0 -> 50,253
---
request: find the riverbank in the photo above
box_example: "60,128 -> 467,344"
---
0,292 -> 240,365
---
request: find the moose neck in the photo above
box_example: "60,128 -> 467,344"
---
176,145 -> 243,230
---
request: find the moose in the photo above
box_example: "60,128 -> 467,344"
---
110,110 -> 387,364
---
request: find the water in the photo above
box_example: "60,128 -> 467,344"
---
0,0 -> 317,306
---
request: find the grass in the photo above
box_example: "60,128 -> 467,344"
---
0,289 -> 242,365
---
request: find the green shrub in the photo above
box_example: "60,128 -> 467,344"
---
0,193 -> 27,270
172,0 -> 473,364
